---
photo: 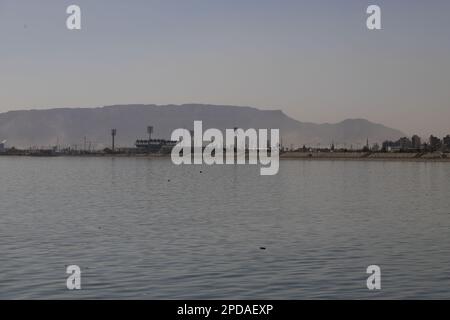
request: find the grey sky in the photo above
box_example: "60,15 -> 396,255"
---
1,0 -> 449,137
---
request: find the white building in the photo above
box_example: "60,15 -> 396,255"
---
0,140 -> 6,152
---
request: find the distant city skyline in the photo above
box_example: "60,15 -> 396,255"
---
1,0 -> 450,137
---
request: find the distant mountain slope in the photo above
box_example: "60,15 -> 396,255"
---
0,104 -> 405,148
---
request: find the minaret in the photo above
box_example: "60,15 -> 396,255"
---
111,129 -> 117,152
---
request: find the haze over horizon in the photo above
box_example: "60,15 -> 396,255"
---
1,0 -> 450,137
0,103 -> 406,149
0,102 -> 404,127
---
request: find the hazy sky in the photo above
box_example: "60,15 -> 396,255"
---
1,0 -> 449,137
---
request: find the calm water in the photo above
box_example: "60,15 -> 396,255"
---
0,157 -> 449,299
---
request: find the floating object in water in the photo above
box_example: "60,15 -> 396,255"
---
260,247 -> 266,250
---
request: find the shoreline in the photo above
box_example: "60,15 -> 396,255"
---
279,152 -> 450,162
1,152 -> 449,162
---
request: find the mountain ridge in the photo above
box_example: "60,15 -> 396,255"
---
0,104 -> 405,148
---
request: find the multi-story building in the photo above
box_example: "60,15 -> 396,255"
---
443,135 -> 450,150
429,135 -> 442,151
411,135 -> 421,150
398,137 -> 412,150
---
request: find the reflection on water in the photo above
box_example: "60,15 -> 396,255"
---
0,157 -> 449,299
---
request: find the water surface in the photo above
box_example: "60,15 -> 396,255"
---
0,157 -> 449,299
